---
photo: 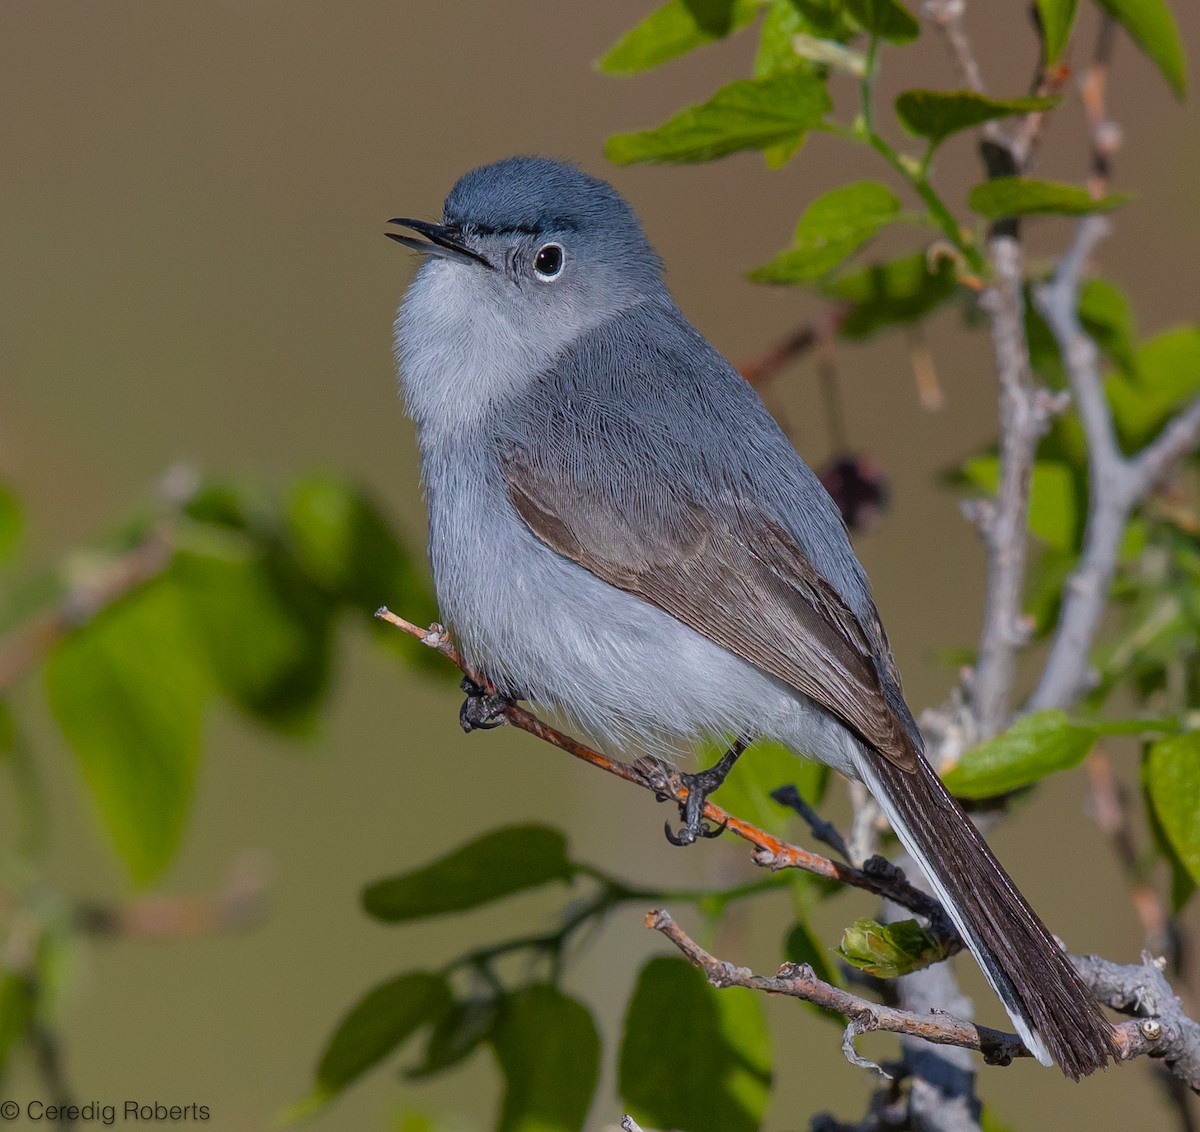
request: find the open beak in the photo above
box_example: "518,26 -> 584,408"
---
385,218 -> 492,269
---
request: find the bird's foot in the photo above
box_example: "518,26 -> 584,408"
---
663,738 -> 749,846
459,676 -> 514,732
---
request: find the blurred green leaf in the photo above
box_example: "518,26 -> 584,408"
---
824,251 -> 959,338
713,738 -> 828,835
1108,327 -> 1200,451
844,0 -> 919,43
0,483 -> 21,565
407,996 -> 498,1080
756,0 -> 810,76
1035,0 -> 1077,63
0,972 -> 34,1080
172,524 -> 333,733
793,0 -> 859,39
1145,731 -> 1200,891
1094,0 -> 1187,98
45,580 -> 208,884
1080,277 -> 1138,376
620,956 -> 771,1132
286,476 -> 433,619
313,972 -> 452,1103
1143,750 -> 1198,914
895,90 -> 1058,148
749,181 -> 901,284
362,825 -> 573,923
838,917 -> 951,977
784,919 -> 836,984
961,457 -> 1081,551
942,710 -> 1097,799
599,0 -> 759,74
491,985 -> 600,1132
969,177 -> 1130,219
980,1106 -> 1017,1132
606,72 -> 831,164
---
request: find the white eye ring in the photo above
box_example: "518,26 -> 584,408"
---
533,243 -> 565,281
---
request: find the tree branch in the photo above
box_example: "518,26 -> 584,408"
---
1027,217 -> 1200,710
376,608 -> 1200,1089
971,236 -> 1050,738
647,908 -> 1167,1078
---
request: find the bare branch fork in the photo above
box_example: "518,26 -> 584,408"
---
1028,215 -> 1200,711
374,607 -> 1200,1088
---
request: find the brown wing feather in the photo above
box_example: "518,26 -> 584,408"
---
504,458 -> 919,772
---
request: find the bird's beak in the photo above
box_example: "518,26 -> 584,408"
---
385,218 -> 492,269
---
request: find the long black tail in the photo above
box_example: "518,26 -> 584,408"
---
854,749 -> 1119,1080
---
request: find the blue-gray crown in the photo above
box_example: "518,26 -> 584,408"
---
444,157 -> 644,240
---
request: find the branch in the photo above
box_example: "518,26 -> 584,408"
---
377,609 -> 1200,1088
971,236 -> 1050,738
1028,218 -> 1200,710
0,532 -> 171,693
374,609 -> 950,933
647,909 -> 1163,1077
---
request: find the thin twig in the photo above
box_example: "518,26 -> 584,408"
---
647,908 -> 1162,1076
374,608 -> 950,930
74,852 -> 270,940
377,607 -> 1200,1088
0,533 -> 172,693
771,784 -> 851,861
738,308 -> 846,389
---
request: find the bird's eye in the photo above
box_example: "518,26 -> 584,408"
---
533,243 -> 565,280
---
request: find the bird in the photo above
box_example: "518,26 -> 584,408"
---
387,155 -> 1118,1079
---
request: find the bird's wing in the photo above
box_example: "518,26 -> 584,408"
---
502,450 -> 919,772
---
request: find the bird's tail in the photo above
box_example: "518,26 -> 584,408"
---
853,749 -> 1119,1080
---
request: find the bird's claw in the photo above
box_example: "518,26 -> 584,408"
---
459,676 -> 513,732
661,742 -> 746,847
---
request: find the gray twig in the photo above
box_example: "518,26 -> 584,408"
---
646,908 -> 1170,1078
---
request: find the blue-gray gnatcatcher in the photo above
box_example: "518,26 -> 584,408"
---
388,156 -> 1116,1079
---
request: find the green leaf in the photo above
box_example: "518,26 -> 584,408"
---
0,972 -> 34,1080
1080,277 -> 1138,376
756,0 -> 810,76
1108,327 -> 1200,451
961,457 -> 1081,552
784,919 -> 836,984
749,181 -> 901,284
838,917 -> 952,977
1035,0 -> 1077,64
823,251 -> 959,338
1094,0 -> 1187,98
845,0 -> 920,43
491,985 -> 600,1132
362,825 -> 573,923
599,0 -> 760,74
1145,731 -> 1200,890
895,90 -> 1059,148
711,737 -> 828,835
0,483 -> 21,565
968,177 -> 1131,218
606,72 -> 832,164
942,709 -> 1097,799
172,524 -> 333,733
620,956 -> 771,1132
313,972 -> 452,1102
44,580 -> 208,884
407,996 -> 498,1079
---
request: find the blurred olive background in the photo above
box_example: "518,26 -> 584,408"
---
2,2 -> 1200,1129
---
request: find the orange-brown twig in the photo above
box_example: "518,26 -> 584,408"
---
375,608 -> 951,933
